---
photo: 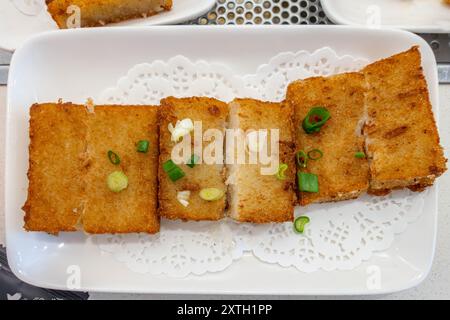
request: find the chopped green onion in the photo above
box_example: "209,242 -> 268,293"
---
296,151 -> 308,168
162,159 -> 176,172
107,171 -> 128,193
168,168 -> 185,182
167,168 -> 185,182
199,188 -> 224,201
186,154 -> 200,168
136,140 -> 149,153
108,150 -> 121,165
276,164 -> 288,180
294,216 -> 310,234
297,172 -> 319,193
302,107 -> 331,134
355,152 -> 366,159
307,149 -> 323,161
163,160 -> 185,182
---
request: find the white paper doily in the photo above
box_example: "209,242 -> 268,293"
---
95,47 -> 427,277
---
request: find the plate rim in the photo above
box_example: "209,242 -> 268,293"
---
321,0 -> 450,33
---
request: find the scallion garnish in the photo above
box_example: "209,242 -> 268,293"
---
297,172 -> 319,193
199,188 -> 224,201
186,154 -> 200,168
302,107 -> 331,134
276,164 -> 288,180
163,160 -> 185,182
108,150 -> 121,165
296,151 -> 308,168
355,152 -> 366,159
307,149 -> 323,161
294,216 -> 310,234
177,191 -> 191,207
137,140 -> 149,153
107,171 -> 128,193
162,159 -> 176,172
168,169 -> 184,182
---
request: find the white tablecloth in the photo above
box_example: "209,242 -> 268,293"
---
1,85 -> 449,300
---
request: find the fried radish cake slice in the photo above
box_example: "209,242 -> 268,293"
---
46,0 -> 173,29
227,99 -> 296,223
287,73 -> 369,206
363,46 -> 447,195
82,105 -> 160,234
23,103 -> 88,234
159,97 -> 228,221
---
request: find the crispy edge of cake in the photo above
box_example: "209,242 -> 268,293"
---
158,96 -> 228,221
82,105 -> 160,234
23,102 -> 88,234
363,46 -> 447,195
227,98 -> 296,223
46,0 -> 173,29
287,73 -> 370,206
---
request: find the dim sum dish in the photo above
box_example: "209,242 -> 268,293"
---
22,46 -> 447,235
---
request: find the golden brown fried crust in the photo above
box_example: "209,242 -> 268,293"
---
363,46 -> 447,194
287,73 -> 370,206
46,0 -> 173,29
228,98 -> 296,223
23,103 -> 88,234
23,103 -> 160,234
82,105 -> 160,234
158,97 -> 228,221
367,188 -> 391,197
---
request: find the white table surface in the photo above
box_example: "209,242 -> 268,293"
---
1,84 -> 449,300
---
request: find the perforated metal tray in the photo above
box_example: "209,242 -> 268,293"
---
191,0 -> 331,25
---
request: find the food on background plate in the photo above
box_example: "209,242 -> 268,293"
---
23,103 -> 160,234
83,105 -> 160,234
46,0 -> 173,29
23,103 -> 88,234
287,73 -> 369,206
158,97 -> 228,221
363,46 -> 447,195
227,99 -> 296,223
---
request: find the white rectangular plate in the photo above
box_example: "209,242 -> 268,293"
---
0,0 -> 215,51
6,26 -> 439,295
322,0 -> 450,33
